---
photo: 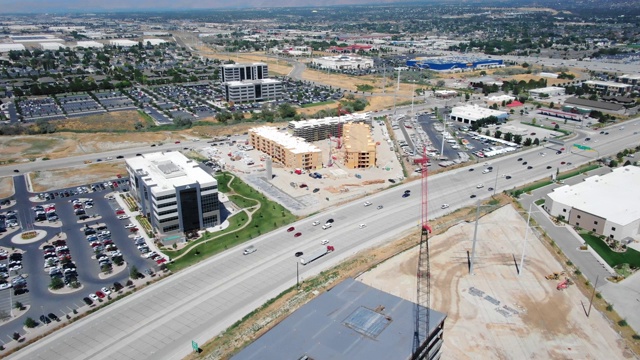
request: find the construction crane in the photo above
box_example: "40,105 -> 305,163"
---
412,147 -> 432,360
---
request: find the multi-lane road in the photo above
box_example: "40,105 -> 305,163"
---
7,117 -> 640,359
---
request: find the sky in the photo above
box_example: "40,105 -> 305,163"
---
0,0 -> 407,13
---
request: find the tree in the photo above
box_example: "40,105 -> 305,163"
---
278,103 -> 297,119
609,159 -> 618,168
49,277 -> 64,290
504,132 -> 513,142
14,301 -> 24,310
130,265 -> 139,279
513,134 -> 523,144
533,138 -> 540,146
524,138 -> 533,146
25,317 -> 37,328
465,93 -> 470,102
554,124 -> 560,130
494,130 -> 502,139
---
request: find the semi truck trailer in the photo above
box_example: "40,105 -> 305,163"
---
300,245 -> 334,265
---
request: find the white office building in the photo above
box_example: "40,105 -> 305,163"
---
312,55 -> 374,70
223,79 -> 282,103
221,62 -> 268,82
544,166 -> 640,240
126,152 -> 220,235
529,86 -> 566,99
449,105 -> 508,125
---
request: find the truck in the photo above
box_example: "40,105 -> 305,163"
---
300,245 -> 334,265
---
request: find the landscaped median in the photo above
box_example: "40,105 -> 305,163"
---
511,164 -> 600,198
163,172 -> 297,272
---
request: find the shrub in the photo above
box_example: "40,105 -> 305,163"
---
618,319 -> 628,327
25,317 -> 37,328
606,304 -> 614,311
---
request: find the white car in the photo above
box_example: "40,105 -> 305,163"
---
322,223 -> 332,230
101,287 -> 111,295
117,215 -> 130,220
125,223 -> 136,229
0,283 -> 12,290
359,224 -> 367,229
143,252 -> 157,259
321,239 -> 329,245
312,221 -> 320,226
441,204 -> 450,209
364,201 -> 372,207
476,184 -> 484,189
89,293 -> 99,301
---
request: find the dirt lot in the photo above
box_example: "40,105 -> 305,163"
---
0,177 -> 13,199
29,162 -> 127,192
357,205 -> 635,360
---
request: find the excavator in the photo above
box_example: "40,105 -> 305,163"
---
545,271 -> 566,280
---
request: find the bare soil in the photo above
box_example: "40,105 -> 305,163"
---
357,205 -> 635,360
29,162 -> 128,192
0,177 -> 13,199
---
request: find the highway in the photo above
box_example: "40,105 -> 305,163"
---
7,117 -> 640,359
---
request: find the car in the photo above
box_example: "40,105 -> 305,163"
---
556,151 -> 562,155
125,223 -> 136,229
136,153 -> 142,156
313,188 -> 320,193
402,193 -> 410,198
470,194 -> 476,198
441,204 -> 449,209
377,205 -> 383,210
359,224 -> 367,229
322,223 -> 332,230
326,218 -> 334,223
527,166 -> 533,169
585,137 -> 591,141
95,291 -> 105,299
604,132 -> 609,135
546,165 -> 552,169
0,283 -> 12,290
292,231 -> 302,238
505,175 -> 512,180
566,162 -> 572,165
468,168 -> 474,171
476,184 -> 484,189
321,239 -> 329,245
287,226 -> 295,232
522,161 -> 528,165
388,178 -> 396,183
364,201 -> 372,207
116,155 -> 124,159
89,293 -> 99,301
83,297 -> 93,306
79,215 -> 90,220
13,169 -> 19,173
117,215 -> 130,220
40,315 -> 52,324
561,161 -> 566,165
101,287 -> 111,296
295,251 -> 303,257
312,221 -> 320,226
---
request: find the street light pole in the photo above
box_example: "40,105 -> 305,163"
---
469,201 -> 481,275
296,261 -> 299,289
519,202 -> 533,275
493,166 -> 499,196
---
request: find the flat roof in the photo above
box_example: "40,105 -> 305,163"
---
584,80 -> 632,88
251,126 -> 321,154
344,122 -> 375,152
549,166 -> 640,225
450,104 -> 508,121
530,86 -> 565,92
232,278 -> 446,360
222,62 -> 266,68
564,97 -> 624,111
225,78 -> 281,87
289,113 -> 370,129
126,151 -> 216,194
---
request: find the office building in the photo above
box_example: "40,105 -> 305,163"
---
223,79 -> 282,103
449,104 -> 508,125
312,54 -> 374,70
126,152 -> 220,235
583,80 -> 632,95
232,278 -> 446,360
529,86 -> 566,99
220,62 -> 268,82
343,122 -> 376,169
249,126 -> 321,170
544,166 -> 640,240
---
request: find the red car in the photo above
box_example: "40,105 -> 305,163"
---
129,227 -> 139,233
116,174 -> 122,178
294,232 -> 302,237
156,258 -> 167,264
115,210 -> 125,215
287,226 -> 295,232
95,291 -> 105,299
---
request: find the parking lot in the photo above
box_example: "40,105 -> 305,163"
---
0,175 -> 163,341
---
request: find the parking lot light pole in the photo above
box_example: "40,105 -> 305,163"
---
469,201 -> 482,275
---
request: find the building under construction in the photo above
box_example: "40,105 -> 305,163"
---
343,122 -> 377,169
288,112 -> 371,142
231,278 -> 446,360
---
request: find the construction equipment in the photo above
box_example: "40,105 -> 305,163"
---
557,277 -> 573,291
412,147 -> 433,360
545,271 -> 566,280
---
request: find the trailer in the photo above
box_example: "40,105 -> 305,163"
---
300,245 -> 335,265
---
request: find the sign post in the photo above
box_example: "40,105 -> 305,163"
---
192,340 -> 199,353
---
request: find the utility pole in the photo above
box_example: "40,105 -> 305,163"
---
469,201 -> 481,275
519,202 -> 533,275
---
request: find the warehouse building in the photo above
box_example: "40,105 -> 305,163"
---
220,62 -> 268,82
249,126 -> 322,170
529,86 -> 566,99
232,278 -> 446,360
126,152 -> 220,235
343,122 -> 376,169
449,105 -> 508,125
40,42 -> 66,50
223,79 -> 282,103
288,113 -> 371,142
75,41 -> 104,49
563,97 -> 626,115
109,39 -> 138,47
312,54 -> 374,70
544,166 -> 640,240
0,43 -> 26,52
406,56 -> 503,72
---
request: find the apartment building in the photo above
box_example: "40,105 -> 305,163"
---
287,113 -> 371,142
343,122 -> 376,169
126,152 -> 220,235
249,126 -> 322,170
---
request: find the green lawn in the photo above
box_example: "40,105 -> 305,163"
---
165,173 -> 297,271
580,232 -> 640,268
301,100 -> 335,108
